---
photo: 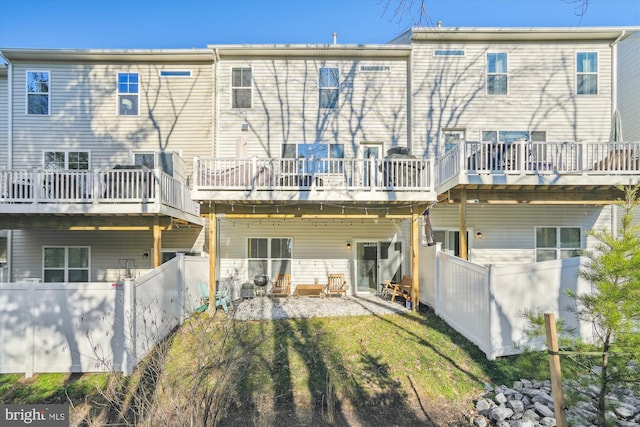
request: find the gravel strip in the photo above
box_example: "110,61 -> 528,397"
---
231,294 -> 410,320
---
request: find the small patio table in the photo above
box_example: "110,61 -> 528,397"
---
294,284 -> 326,298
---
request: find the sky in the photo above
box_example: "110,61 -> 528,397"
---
0,0 -> 638,50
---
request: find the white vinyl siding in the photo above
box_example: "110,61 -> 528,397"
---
216,58 -> 408,158
411,40 -> 613,156
11,228 -> 202,282
7,62 -> 213,175
217,218 -> 410,287
428,204 -> 612,266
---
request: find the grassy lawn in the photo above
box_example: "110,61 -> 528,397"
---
0,308 -> 553,425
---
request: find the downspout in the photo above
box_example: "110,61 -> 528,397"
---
2,54 -> 13,281
610,30 -> 625,119
213,48 -> 220,159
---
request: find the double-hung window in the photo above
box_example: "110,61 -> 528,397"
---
44,151 -> 90,170
43,246 -> 90,282
247,238 -> 292,278
319,67 -> 339,109
576,52 -> 598,95
535,227 -> 581,262
232,68 -> 252,108
118,72 -> 139,115
486,53 -> 508,95
27,71 -> 50,115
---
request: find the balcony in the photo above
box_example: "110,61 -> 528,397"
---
0,167 -> 201,224
193,157 -> 435,203
437,141 -> 640,193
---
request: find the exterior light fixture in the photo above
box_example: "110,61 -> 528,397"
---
346,241 -> 352,249
476,232 -> 483,239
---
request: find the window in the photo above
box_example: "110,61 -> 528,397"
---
535,227 -> 581,262
232,68 -> 251,108
247,238 -> 292,278
44,151 -> 89,170
118,72 -> 139,115
281,143 -> 345,173
577,52 -> 598,95
434,50 -> 465,56
486,53 -> 508,95
159,70 -> 192,77
43,247 -> 90,282
27,71 -> 50,115
319,67 -> 339,109
432,230 -> 469,258
442,130 -> 465,154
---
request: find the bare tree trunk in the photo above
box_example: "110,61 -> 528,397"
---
596,332 -> 611,426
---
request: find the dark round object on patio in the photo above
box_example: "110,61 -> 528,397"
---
253,274 -> 269,287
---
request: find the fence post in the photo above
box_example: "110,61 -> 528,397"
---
123,278 -> 136,376
434,244 -> 441,316
26,279 -> 36,378
177,253 -> 185,324
545,313 -> 568,427
486,264 -> 494,359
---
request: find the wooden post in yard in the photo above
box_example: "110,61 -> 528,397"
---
153,217 -> 162,268
458,189 -> 468,260
545,313 -> 567,427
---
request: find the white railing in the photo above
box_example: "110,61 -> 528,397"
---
0,168 -> 199,216
437,141 -> 640,185
195,157 -> 431,192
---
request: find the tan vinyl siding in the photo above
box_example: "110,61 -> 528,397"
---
8,62 -> 213,173
0,73 -> 7,167
411,41 -> 614,157
618,32 -> 640,141
217,218 -> 410,289
217,58 -> 408,158
429,204 -> 612,265
11,228 -> 202,282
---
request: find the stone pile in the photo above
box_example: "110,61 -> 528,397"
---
471,378 -> 640,426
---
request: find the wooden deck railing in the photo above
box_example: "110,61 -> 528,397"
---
438,141 -> 640,186
0,168 -> 199,216
194,157 -> 431,192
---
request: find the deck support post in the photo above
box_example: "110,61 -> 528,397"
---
411,211 -> 419,311
153,217 -> 162,268
459,189 -> 468,260
208,211 -> 217,314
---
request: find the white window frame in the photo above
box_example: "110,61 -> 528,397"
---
535,226 -> 582,262
43,246 -> 91,283
247,237 -> 292,280
576,51 -> 598,95
26,70 -> 50,115
319,67 -> 339,109
43,150 -> 91,170
433,49 -> 465,57
117,72 -> 139,116
486,52 -> 508,95
231,67 -> 252,109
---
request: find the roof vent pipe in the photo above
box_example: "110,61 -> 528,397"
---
333,32 -> 337,45
437,21 -> 442,28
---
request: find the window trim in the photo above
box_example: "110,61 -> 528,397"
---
576,51 -> 599,95
486,52 -> 508,96
117,72 -> 139,116
535,226 -> 582,262
231,67 -> 252,109
43,150 -> 91,170
43,246 -> 91,283
26,70 -> 50,116
319,67 -> 340,109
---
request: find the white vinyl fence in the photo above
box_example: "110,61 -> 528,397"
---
419,244 -> 594,359
0,254 -> 209,377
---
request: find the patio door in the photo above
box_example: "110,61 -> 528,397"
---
355,241 -> 403,294
360,143 -> 382,187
